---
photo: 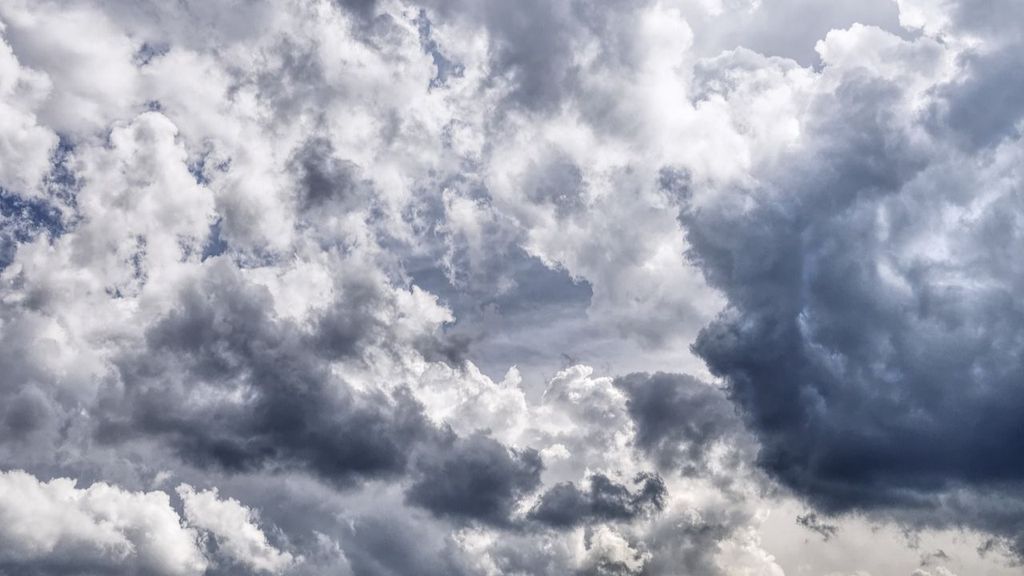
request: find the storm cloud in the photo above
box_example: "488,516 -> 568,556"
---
677,0 -> 1024,554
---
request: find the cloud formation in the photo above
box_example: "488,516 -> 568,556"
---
1,0 -> 1023,575
680,0 -> 1024,549
178,484 -> 295,574
0,470 -> 207,576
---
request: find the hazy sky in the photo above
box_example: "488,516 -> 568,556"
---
0,1 -> 1022,575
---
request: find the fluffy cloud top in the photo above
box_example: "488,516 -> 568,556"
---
178,484 -> 295,574
0,470 -> 207,576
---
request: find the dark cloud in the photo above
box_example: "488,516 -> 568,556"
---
8,0 -> 1024,573
454,0 -> 577,110
615,372 -> 742,476
290,137 -> 371,212
796,513 -> 839,541
678,21 -> 1024,553
522,154 -> 587,218
529,473 -> 666,528
98,260 -> 435,486
335,0 -> 378,21
407,433 -> 542,526
339,514 -> 467,576
422,0 -> 646,111
930,47 -> 1024,149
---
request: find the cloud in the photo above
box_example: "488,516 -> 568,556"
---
177,484 -> 295,574
614,372 -> 748,477
529,473 -> 666,528
2,0 -> 1024,574
0,0 -> 139,134
100,259 -> 440,486
676,3 -> 1024,555
0,30 -> 56,197
797,513 -> 839,542
406,432 -> 542,525
0,469 -> 207,576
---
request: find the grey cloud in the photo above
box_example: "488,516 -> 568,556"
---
639,516 -> 734,576
942,0 -> 1024,38
529,473 -> 666,528
522,154 -> 587,218
407,432 -> 543,526
1,385 -> 55,441
615,372 -> 743,477
339,514 -> 466,576
335,0 -> 378,21
99,260 -> 435,485
930,47 -> 1024,149
796,513 -> 839,541
9,0 -> 1024,574
678,13 -> 1024,555
408,244 -> 594,384
422,0 -> 649,111
692,0 -> 904,65
438,0 -> 578,110
288,136 -> 380,228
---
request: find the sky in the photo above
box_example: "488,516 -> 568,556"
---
0,0 -> 1023,575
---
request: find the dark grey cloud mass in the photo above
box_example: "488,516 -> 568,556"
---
615,372 -> 745,476
407,433 -> 543,525
2,0 -> 1024,574
674,0 -> 1024,554
529,473 -> 666,528
99,261 -> 432,483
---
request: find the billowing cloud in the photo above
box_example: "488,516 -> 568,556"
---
677,0 -> 1024,556
528,473 -> 667,528
178,484 -> 295,574
2,0 -> 1024,574
0,470 -> 207,576
407,433 -> 542,525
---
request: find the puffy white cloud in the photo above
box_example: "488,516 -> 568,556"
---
0,0 -> 139,134
0,469 -> 207,575
177,484 -> 295,574
0,30 -> 55,196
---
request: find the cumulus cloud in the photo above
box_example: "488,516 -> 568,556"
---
615,372 -> 749,477
528,473 -> 666,528
0,470 -> 206,576
676,0 -> 1024,557
406,433 -> 543,526
0,29 -> 55,196
177,484 -> 295,574
2,0 -> 1024,574
100,258 -> 441,485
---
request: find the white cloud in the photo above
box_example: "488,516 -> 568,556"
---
0,30 -> 55,196
0,469 -> 207,575
177,484 -> 295,574
0,0 -> 139,134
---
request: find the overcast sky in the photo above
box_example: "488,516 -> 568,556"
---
1,0 -> 1023,575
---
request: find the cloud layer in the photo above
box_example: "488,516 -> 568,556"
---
1,0 -> 1023,575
